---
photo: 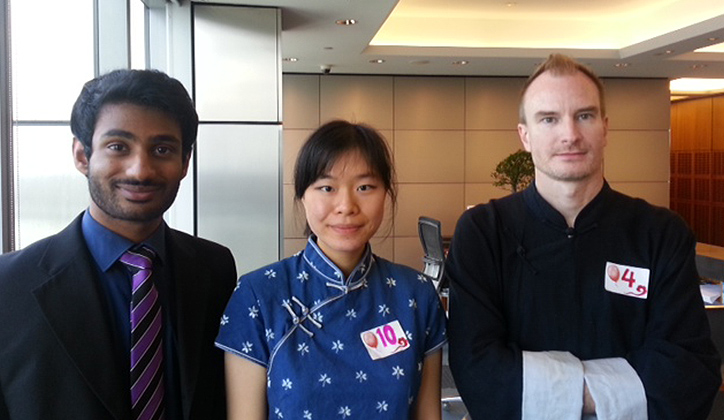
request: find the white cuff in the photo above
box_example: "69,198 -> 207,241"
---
522,351 -> 584,420
582,358 -> 647,420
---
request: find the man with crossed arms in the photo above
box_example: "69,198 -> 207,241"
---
447,54 -> 721,419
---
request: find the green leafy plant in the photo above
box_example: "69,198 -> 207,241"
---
491,149 -> 534,193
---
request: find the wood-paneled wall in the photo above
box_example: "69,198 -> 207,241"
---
671,95 -> 724,246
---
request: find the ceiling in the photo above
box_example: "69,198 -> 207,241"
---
195,0 -> 724,82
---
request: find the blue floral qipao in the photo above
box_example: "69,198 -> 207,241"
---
215,237 -> 447,419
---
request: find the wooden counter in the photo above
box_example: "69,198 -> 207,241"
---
698,243 -> 724,262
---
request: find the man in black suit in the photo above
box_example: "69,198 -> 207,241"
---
0,69 -> 237,419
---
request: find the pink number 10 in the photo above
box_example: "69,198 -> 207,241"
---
375,325 -> 397,347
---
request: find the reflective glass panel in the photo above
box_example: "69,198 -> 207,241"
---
131,0 -> 147,69
14,125 -> 88,248
10,0 -> 93,121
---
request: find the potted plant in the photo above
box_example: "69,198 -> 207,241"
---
491,149 -> 534,193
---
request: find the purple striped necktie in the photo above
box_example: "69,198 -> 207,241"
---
120,246 -> 165,420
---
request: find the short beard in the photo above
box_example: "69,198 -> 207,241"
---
87,175 -> 179,223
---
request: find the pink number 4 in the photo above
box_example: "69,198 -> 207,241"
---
621,269 -> 636,287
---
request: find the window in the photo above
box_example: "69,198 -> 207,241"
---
10,0 -> 94,247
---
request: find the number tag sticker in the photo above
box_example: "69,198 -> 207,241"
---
604,261 -> 650,299
360,320 -> 410,360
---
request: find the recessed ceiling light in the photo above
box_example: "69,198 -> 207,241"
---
654,50 -> 674,56
691,64 -> 708,69
452,60 -> 469,65
708,37 -> 719,42
283,57 -> 298,62
409,60 -> 430,65
336,19 -> 357,26
614,62 -> 630,68
369,59 -> 385,64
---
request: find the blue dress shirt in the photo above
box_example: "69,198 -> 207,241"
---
81,210 -> 181,419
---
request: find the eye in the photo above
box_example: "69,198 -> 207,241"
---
318,185 -> 333,193
358,184 -> 377,192
540,116 -> 556,124
107,142 -> 127,152
155,145 -> 173,155
578,112 -> 594,121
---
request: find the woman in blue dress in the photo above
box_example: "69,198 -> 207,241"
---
216,120 -> 447,419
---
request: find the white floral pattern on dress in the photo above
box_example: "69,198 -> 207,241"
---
248,305 -> 259,319
338,406 -> 351,418
220,314 -> 229,325
331,340 -> 344,353
265,328 -> 275,342
297,342 -> 310,356
282,378 -> 293,390
274,407 -> 283,418
392,365 -> 404,379
386,277 -> 396,287
355,370 -> 367,382
376,401 -> 388,412
303,410 -> 312,419
265,269 -> 276,279
297,270 -> 309,282
318,373 -> 332,387
241,341 -> 253,353
345,309 -> 357,319
417,274 -> 427,283
378,304 -> 390,316
408,298 -> 417,309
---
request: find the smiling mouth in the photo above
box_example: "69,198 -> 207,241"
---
117,183 -> 161,202
331,224 -> 362,234
555,151 -> 586,159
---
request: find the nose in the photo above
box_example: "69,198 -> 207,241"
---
126,151 -> 157,181
335,189 -> 358,215
560,117 -> 582,144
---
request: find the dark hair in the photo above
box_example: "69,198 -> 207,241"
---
519,53 -> 606,123
294,120 -> 397,205
70,69 -> 198,159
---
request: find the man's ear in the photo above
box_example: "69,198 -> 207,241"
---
517,123 -> 532,152
72,138 -> 89,176
181,152 -> 191,179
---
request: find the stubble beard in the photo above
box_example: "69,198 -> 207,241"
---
536,152 -> 602,183
87,174 -> 179,223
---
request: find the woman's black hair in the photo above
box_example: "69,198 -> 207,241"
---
293,119 -> 397,205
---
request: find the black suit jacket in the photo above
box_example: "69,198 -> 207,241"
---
0,214 -> 237,420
